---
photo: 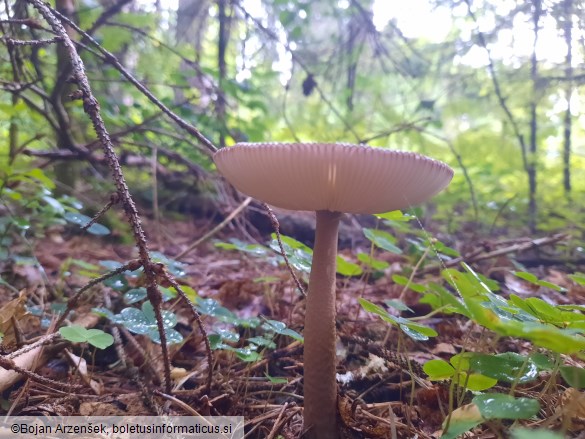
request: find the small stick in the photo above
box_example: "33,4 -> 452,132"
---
175,196 -> 252,260
262,203 -> 306,296
80,192 -> 120,232
266,402 -> 290,439
158,267 -> 213,395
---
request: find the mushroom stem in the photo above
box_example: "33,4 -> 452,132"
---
303,209 -> 341,439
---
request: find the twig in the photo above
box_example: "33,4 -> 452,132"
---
158,266 -> 214,395
2,36 -> 64,46
26,0 -> 173,392
420,233 -> 568,274
0,18 -> 51,31
266,402 -> 290,439
262,203 -> 306,297
81,192 -> 120,232
6,333 -> 60,360
175,196 -> 252,260
154,390 -> 203,416
55,259 -> 142,328
0,356 -> 83,390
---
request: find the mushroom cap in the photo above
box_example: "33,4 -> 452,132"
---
214,142 -> 454,214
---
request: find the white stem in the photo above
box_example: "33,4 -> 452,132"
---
303,210 -> 341,439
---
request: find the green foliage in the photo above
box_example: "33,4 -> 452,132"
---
559,366 -> 585,389
94,301 -> 183,345
513,271 -> 566,292
469,353 -> 540,384
473,393 -> 540,420
198,296 -> 302,362
441,394 -> 541,438
59,325 -> 114,350
216,233 -> 364,277
362,228 -> 402,254
435,264 -> 585,353
0,167 -> 111,262
423,356 -> 497,391
359,298 -> 437,341
511,429 -> 564,439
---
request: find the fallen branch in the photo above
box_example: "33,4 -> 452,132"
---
420,233 -> 568,275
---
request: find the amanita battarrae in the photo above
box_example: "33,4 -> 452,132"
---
214,143 -> 453,439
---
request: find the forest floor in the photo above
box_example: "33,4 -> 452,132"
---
0,207 -> 584,438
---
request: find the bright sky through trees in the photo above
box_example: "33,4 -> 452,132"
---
372,0 -> 572,66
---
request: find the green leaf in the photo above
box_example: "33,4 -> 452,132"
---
248,336 -> 276,349
358,298 -> 388,316
513,271 -> 565,292
470,353 -> 539,384
529,353 -> 554,370
42,195 -> 65,214
384,299 -> 412,313
92,307 -> 115,320
215,238 -> 270,256
109,301 -> 183,345
392,274 -> 426,293
124,287 -> 148,304
473,393 -> 540,420
399,324 -> 431,341
150,251 -> 186,277
59,325 -> 88,343
357,252 -> 389,271
85,329 -> 114,349
568,272 -> 585,286
374,210 -> 413,222
559,366 -> 585,389
441,404 -> 483,439
99,260 -> 123,270
261,319 -> 303,341
26,168 -> 55,189
511,428 -> 565,439
424,359 -> 455,380
359,298 -> 436,340
269,234 -> 313,273
235,348 -> 262,362
214,328 -> 239,343
336,255 -> 363,276
362,228 -> 402,254
425,239 -> 460,257
264,373 -> 288,384
421,282 -> 468,315
59,325 -> 113,349
87,223 -> 110,236
461,373 -> 498,391
196,298 -> 235,319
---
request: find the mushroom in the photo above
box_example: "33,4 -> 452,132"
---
214,143 -> 453,439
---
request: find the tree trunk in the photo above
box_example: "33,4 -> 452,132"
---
562,0 -> 573,199
217,0 -> 230,147
528,0 -> 541,233
53,0 -> 80,195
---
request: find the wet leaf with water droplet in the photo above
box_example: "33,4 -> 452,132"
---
473,393 -> 540,420
470,352 -> 539,384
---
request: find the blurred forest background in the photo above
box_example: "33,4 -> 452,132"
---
1,0 -> 584,238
